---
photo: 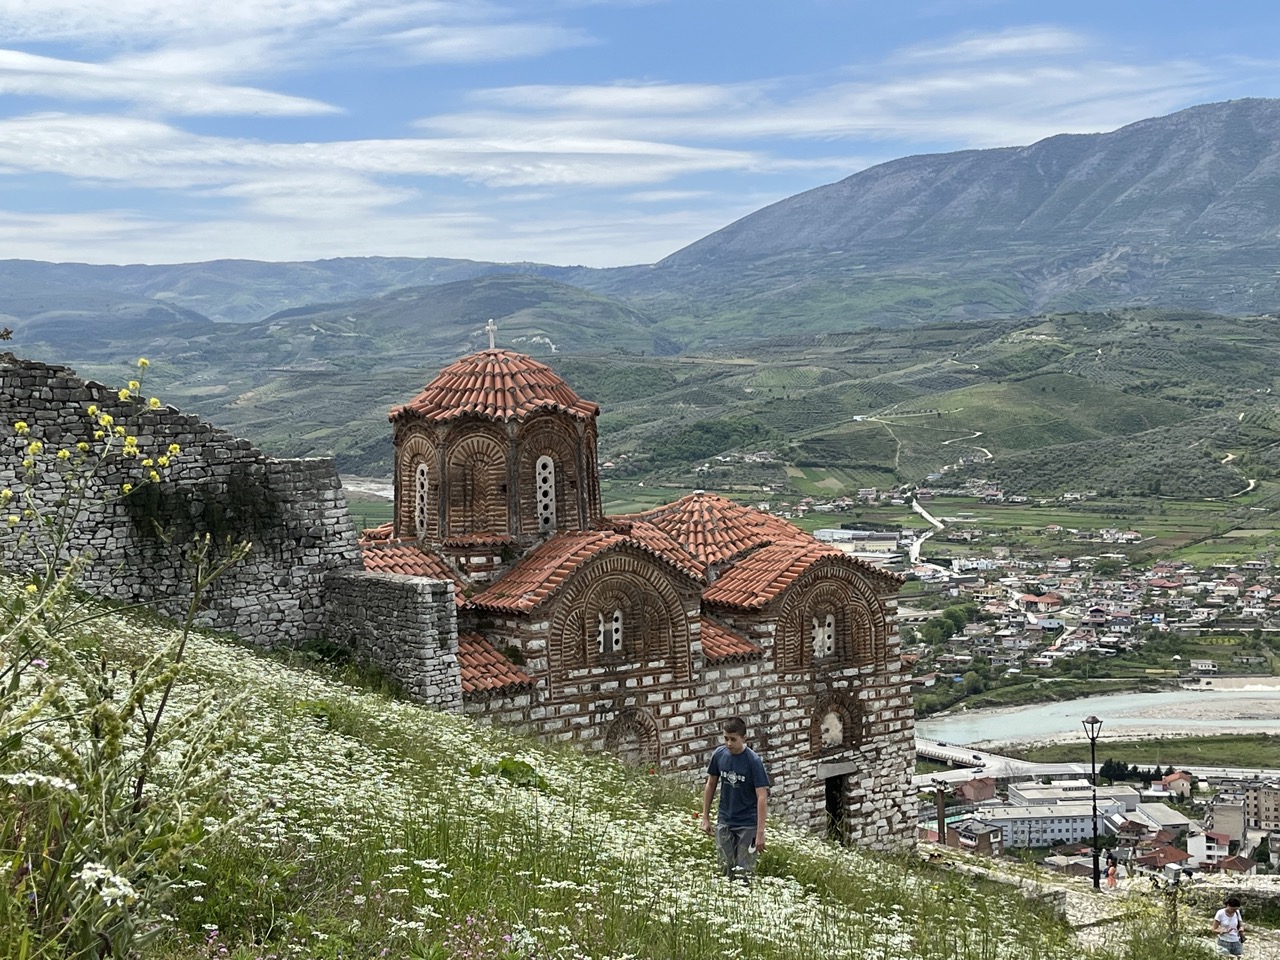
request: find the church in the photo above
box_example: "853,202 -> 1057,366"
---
356,337 -> 916,848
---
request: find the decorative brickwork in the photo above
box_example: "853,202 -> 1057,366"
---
355,346 -> 916,852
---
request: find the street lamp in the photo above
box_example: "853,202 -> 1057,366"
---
1082,715 -> 1104,890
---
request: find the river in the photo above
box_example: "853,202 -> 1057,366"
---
916,680 -> 1280,747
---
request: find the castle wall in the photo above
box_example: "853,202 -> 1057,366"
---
0,355 -> 361,646
324,570 -> 460,710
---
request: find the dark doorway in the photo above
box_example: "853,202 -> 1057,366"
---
825,775 -> 846,841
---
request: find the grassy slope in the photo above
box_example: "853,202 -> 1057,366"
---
2,579 -> 1215,960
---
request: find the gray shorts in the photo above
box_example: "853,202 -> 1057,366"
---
1218,937 -> 1243,956
715,824 -> 758,881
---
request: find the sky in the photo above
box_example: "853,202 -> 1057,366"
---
1,0 -> 1278,267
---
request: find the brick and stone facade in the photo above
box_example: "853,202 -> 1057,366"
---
0,347 -> 915,850
357,346 -> 917,850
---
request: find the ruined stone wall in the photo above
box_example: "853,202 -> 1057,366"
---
0,355 -> 361,646
324,570 -> 460,710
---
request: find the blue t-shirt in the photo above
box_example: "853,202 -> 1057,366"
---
708,745 -> 770,827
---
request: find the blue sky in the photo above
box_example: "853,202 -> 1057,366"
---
0,0 -> 1276,267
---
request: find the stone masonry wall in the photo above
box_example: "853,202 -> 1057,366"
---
0,354 -> 361,647
324,570 -> 460,711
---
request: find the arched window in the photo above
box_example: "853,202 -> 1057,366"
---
535,455 -> 557,531
811,613 -> 836,659
597,609 -> 623,655
414,462 -> 430,538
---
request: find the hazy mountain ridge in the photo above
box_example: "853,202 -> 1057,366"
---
661,99 -> 1280,263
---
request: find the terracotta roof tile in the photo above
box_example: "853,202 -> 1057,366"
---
623,491 -> 801,567
458,632 -> 536,695
469,527 -> 702,613
699,617 -> 761,662
390,349 -> 599,424
360,540 -> 468,607
442,533 -> 514,548
597,517 -> 705,580
702,539 -> 844,610
360,522 -> 394,542
468,531 -> 626,612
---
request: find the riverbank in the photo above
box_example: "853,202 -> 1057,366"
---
917,685 -> 1280,748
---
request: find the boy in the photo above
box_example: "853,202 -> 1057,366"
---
700,716 -> 770,882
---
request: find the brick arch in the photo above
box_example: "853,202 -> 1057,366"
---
605,707 -> 661,769
395,430 -> 438,539
548,548 -> 692,684
443,431 -> 508,535
516,419 -> 583,533
773,561 -> 888,672
809,691 -> 865,757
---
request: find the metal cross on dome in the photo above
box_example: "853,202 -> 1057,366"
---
485,318 -> 497,350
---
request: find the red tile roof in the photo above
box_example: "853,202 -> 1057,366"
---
699,617 -> 761,662
469,531 -> 626,612
360,540 -> 468,606
360,522 -> 394,542
469,529 -> 702,613
390,349 -> 599,424
702,539 -> 843,610
596,518 -> 705,580
458,632 -> 535,695
623,491 -> 802,567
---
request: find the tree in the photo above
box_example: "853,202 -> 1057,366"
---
962,670 -> 985,694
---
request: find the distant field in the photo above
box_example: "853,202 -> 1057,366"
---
1006,733 -> 1280,770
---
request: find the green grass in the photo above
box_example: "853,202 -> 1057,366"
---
3,580 -> 1228,960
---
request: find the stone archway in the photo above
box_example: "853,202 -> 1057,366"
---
605,708 -> 661,769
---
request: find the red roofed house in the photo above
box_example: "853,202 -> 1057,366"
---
342,342 -> 914,849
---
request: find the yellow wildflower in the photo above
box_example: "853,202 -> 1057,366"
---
22,509 -> 33,519
148,470 -> 160,482
156,455 -> 170,467
93,431 -> 104,441
77,441 -> 89,452
137,357 -> 149,368
128,380 -> 140,392
56,449 -> 70,461
14,421 -> 29,435
167,443 -> 181,455
24,584 -> 37,595
5,516 -> 18,527
0,489 -> 10,503
125,436 -> 137,446
25,441 -> 42,455
117,388 -> 131,401
141,458 -> 154,467
21,459 -> 32,469
114,426 -> 126,437
98,413 -> 113,427
148,397 -> 161,409
121,483 -> 133,494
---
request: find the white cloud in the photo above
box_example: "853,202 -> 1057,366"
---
897,26 -> 1088,62
0,1 -> 595,69
0,49 -> 339,115
0,112 -> 768,195
389,23 -> 594,61
418,54 -> 1217,150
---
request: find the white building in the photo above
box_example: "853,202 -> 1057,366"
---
977,800 -> 1125,848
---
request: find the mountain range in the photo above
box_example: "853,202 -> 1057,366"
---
7,98 -> 1280,493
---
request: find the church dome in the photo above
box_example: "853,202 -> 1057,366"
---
390,349 -> 598,424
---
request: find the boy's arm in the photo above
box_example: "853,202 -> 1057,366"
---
700,776 -> 718,834
754,786 -> 768,851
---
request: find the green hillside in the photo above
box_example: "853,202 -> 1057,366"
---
19,306 -> 1280,496
0,574 -> 1218,960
